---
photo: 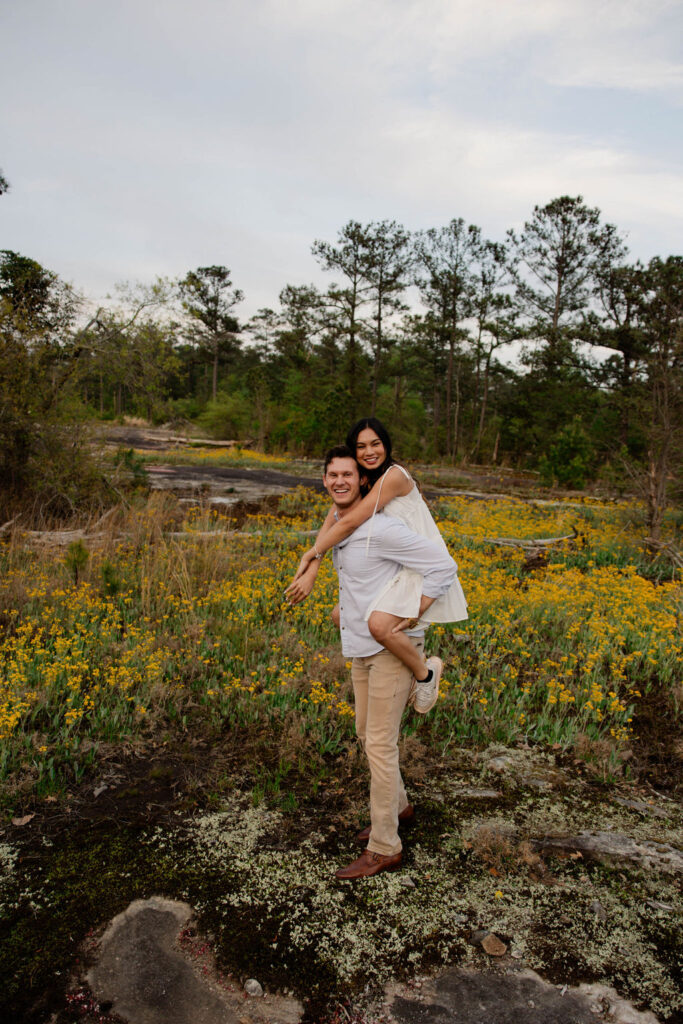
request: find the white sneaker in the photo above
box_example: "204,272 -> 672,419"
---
413,656 -> 443,714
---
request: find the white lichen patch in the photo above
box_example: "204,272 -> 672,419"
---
143,791 -> 682,1018
0,838 -> 56,915
0,841 -> 18,902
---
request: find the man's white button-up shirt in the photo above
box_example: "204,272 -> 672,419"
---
331,511 -> 457,658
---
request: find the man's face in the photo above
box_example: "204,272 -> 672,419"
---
323,457 -> 363,510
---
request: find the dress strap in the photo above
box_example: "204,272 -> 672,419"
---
365,464 -> 404,553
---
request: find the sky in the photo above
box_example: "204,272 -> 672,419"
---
1,0 -> 682,319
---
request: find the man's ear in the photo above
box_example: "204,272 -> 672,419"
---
360,473 -> 368,488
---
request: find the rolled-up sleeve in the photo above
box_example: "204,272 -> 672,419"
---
375,519 -> 457,598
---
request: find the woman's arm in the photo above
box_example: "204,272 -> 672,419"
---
284,504 -> 337,605
297,465 -> 413,567
290,504 -> 337,580
285,558 -> 322,605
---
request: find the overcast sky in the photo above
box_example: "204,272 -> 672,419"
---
1,0 -> 681,318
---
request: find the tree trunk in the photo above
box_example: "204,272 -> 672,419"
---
371,296 -> 383,415
433,388 -> 441,455
446,340 -> 454,456
452,362 -> 461,463
393,374 -> 403,421
646,448 -> 668,540
347,278 -> 359,408
473,353 -> 491,461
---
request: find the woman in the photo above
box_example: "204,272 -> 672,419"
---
286,418 -> 468,712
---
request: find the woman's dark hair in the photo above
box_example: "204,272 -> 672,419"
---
345,417 -> 394,489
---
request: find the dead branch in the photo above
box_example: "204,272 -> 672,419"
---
90,506 -> 119,531
644,537 -> 683,569
0,515 -> 22,536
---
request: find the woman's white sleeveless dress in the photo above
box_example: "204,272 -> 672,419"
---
363,465 -> 468,626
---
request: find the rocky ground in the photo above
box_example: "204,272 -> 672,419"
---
100,424 -> 545,508
1,734 -> 681,1024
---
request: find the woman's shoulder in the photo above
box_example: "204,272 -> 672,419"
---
379,463 -> 414,495
386,462 -> 412,480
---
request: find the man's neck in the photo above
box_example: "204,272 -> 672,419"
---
334,496 -> 362,520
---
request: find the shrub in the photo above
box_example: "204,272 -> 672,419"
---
538,418 -> 595,489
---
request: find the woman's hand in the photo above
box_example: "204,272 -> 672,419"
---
292,548 -> 317,582
391,617 -> 420,634
285,563 -> 319,605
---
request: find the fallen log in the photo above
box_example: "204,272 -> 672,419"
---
482,527 -> 579,550
166,529 -> 317,540
22,530 -> 111,546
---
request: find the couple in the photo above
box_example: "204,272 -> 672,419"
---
287,418 -> 467,880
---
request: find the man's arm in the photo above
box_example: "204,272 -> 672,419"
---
374,518 -> 457,600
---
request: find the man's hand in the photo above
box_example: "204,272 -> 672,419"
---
390,594 -> 436,633
285,562 -> 319,605
391,617 -> 420,634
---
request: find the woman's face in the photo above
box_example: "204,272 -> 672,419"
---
355,427 -> 387,472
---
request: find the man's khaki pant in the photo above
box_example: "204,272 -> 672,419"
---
351,639 -> 423,857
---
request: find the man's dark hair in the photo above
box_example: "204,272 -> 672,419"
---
323,444 -> 356,474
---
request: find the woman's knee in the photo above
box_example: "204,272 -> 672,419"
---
368,611 -> 392,642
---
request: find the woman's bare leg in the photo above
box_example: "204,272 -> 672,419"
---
331,603 -> 340,630
368,611 -> 428,679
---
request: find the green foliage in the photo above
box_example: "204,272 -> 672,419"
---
0,251 -> 109,518
178,265 -> 243,402
196,391 -> 253,440
100,558 -> 121,595
2,200 -> 681,516
112,446 -> 148,488
538,419 -> 595,489
64,539 -> 88,583
169,396 -> 203,422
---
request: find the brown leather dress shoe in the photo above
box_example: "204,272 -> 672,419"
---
355,804 -> 415,843
335,849 -> 403,880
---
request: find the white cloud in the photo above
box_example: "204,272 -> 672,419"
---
0,0 -> 680,314
259,0 -> 683,95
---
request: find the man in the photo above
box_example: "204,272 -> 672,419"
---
302,445 -> 457,880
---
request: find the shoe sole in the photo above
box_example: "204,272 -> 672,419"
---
335,860 -> 402,880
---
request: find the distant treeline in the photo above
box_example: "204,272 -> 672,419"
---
0,194 -> 681,530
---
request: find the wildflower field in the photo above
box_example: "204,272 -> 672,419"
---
1,487 -> 681,806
